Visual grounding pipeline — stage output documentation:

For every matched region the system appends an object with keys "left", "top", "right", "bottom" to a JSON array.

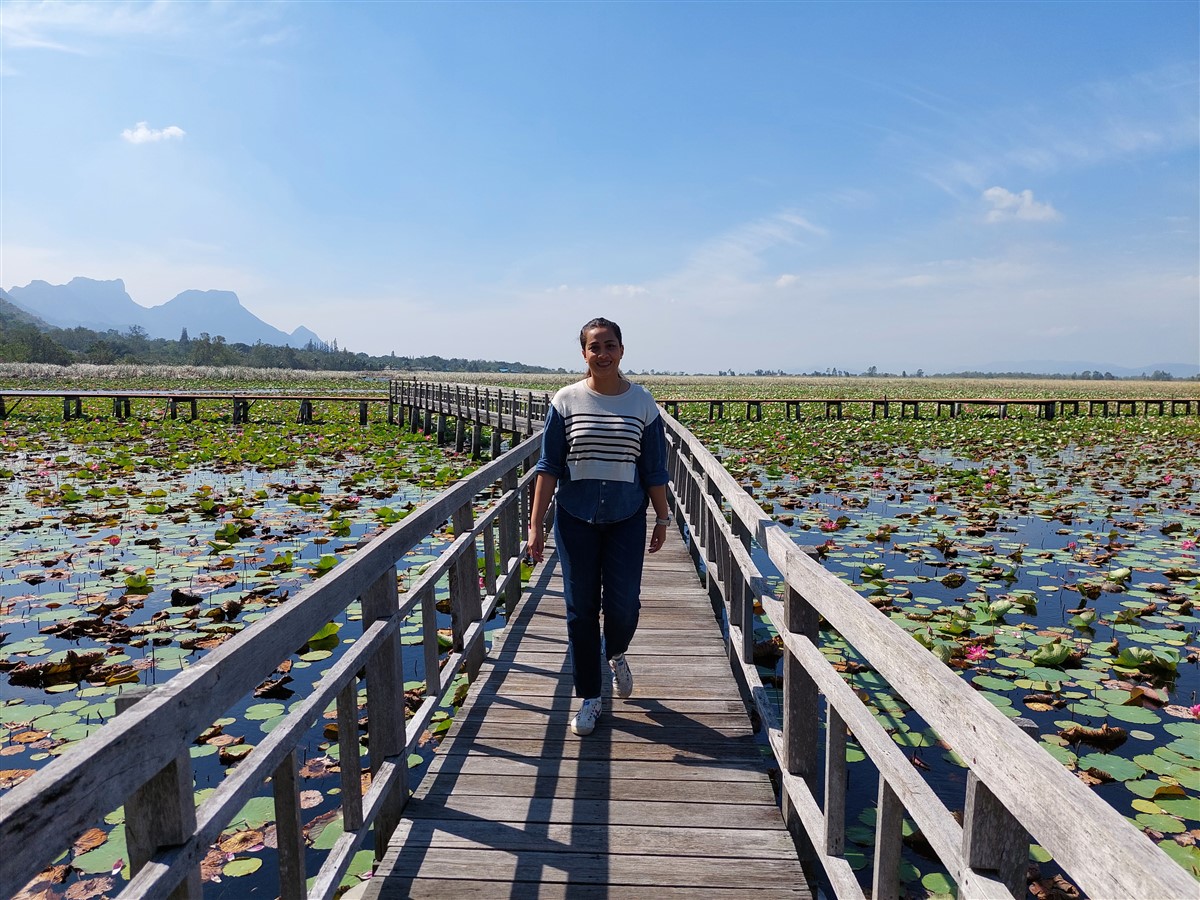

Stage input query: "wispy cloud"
[
  {"left": 911, "top": 62, "right": 1199, "bottom": 194},
  {"left": 981, "top": 187, "right": 1060, "bottom": 223},
  {"left": 0, "top": 0, "right": 288, "bottom": 56},
  {"left": 121, "top": 121, "right": 185, "bottom": 144}
]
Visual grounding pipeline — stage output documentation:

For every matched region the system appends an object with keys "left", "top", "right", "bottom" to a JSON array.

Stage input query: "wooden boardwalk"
[{"left": 365, "top": 519, "right": 812, "bottom": 898}]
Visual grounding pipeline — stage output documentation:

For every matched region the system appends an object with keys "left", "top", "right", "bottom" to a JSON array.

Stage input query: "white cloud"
[
  {"left": 121, "top": 121, "right": 186, "bottom": 144},
  {"left": 605, "top": 284, "right": 648, "bottom": 297},
  {"left": 982, "top": 187, "right": 1060, "bottom": 223},
  {"left": 775, "top": 274, "right": 798, "bottom": 287}
]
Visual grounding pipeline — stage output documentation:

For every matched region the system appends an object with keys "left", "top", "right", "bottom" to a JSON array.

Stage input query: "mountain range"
[{"left": 5, "top": 277, "right": 323, "bottom": 349}]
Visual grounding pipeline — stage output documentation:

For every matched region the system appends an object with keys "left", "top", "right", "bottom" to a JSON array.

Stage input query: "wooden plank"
[
  {"left": 366, "top": 518, "right": 810, "bottom": 899},
  {"left": 374, "top": 849, "right": 810, "bottom": 889},
  {"left": 416, "top": 774, "right": 778, "bottom": 804},
  {"left": 372, "top": 878, "right": 806, "bottom": 899},
  {"left": 388, "top": 819, "right": 799, "bottom": 856}
]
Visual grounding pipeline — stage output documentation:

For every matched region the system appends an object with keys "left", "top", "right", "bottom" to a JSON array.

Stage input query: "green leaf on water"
[
  {"left": 223, "top": 856, "right": 263, "bottom": 877},
  {"left": 1104, "top": 704, "right": 1161, "bottom": 725},
  {"left": 1134, "top": 813, "right": 1185, "bottom": 833},
  {"left": 1157, "top": 839, "right": 1200, "bottom": 878},
  {"left": 1077, "top": 752, "right": 1144, "bottom": 782},
  {"left": 921, "top": 872, "right": 955, "bottom": 895},
  {"left": 1156, "top": 797, "right": 1200, "bottom": 821}
]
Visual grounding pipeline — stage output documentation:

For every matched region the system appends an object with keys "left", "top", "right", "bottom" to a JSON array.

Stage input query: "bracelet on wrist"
[{"left": 655, "top": 515, "right": 672, "bottom": 526}]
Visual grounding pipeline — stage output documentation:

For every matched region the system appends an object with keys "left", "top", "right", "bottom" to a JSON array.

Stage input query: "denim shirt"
[{"left": 534, "top": 403, "right": 669, "bottom": 524}]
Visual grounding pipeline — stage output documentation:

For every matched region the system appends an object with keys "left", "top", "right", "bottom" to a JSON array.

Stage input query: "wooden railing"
[
  {"left": 661, "top": 409, "right": 1194, "bottom": 899},
  {"left": 389, "top": 379, "right": 550, "bottom": 453},
  {"left": 0, "top": 430, "right": 543, "bottom": 900}
]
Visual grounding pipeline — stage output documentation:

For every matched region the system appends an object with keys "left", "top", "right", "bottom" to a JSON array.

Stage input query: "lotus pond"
[
  {"left": 2, "top": 373, "right": 1198, "bottom": 898},
  {"left": 0, "top": 396, "right": 502, "bottom": 898},
  {"left": 676, "top": 407, "right": 1200, "bottom": 891}
]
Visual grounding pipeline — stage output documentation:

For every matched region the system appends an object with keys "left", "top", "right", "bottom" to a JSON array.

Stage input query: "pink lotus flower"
[
  {"left": 819, "top": 520, "right": 838, "bottom": 532},
  {"left": 1182, "top": 539, "right": 1197, "bottom": 551},
  {"left": 1163, "top": 474, "right": 1173, "bottom": 485},
  {"left": 1192, "top": 704, "right": 1200, "bottom": 719},
  {"left": 966, "top": 646, "right": 987, "bottom": 662},
  {"left": 1066, "top": 541, "right": 1077, "bottom": 550},
  {"left": 107, "top": 535, "right": 120, "bottom": 547}
]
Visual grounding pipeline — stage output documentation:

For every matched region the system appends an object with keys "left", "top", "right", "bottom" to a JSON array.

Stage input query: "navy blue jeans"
[{"left": 554, "top": 505, "right": 646, "bottom": 699}]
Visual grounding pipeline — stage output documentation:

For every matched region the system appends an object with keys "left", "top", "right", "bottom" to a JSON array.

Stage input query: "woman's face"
[{"left": 581, "top": 325, "right": 624, "bottom": 378}]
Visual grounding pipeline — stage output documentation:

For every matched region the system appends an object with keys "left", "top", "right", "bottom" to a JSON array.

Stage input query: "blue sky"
[{"left": 2, "top": 1, "right": 1197, "bottom": 373}]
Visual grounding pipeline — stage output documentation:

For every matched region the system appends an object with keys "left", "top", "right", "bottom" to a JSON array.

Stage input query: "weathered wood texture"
[
  {"left": 663, "top": 409, "right": 1197, "bottom": 900},
  {"left": 366, "top": 522, "right": 811, "bottom": 899}
]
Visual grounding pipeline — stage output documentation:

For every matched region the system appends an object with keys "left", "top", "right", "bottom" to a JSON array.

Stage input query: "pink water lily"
[
  {"left": 966, "top": 646, "right": 987, "bottom": 662},
  {"left": 1163, "top": 474, "right": 1173, "bottom": 484},
  {"left": 1192, "top": 704, "right": 1200, "bottom": 719},
  {"left": 1182, "top": 539, "right": 1197, "bottom": 551}
]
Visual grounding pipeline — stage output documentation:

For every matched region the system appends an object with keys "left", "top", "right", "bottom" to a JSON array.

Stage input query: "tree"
[{"left": 179, "top": 327, "right": 190, "bottom": 344}]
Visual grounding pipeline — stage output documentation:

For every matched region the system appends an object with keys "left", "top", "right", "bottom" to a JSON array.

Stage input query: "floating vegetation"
[
  {"left": 688, "top": 409, "right": 1200, "bottom": 884},
  {"left": 0, "top": 393, "right": 495, "bottom": 898}
]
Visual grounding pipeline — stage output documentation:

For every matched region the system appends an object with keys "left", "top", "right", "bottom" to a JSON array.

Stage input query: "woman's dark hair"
[{"left": 579, "top": 317, "right": 622, "bottom": 349}]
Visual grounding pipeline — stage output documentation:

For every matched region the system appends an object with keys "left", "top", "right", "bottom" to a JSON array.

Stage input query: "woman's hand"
[
  {"left": 649, "top": 521, "right": 667, "bottom": 554},
  {"left": 528, "top": 523, "right": 545, "bottom": 563}
]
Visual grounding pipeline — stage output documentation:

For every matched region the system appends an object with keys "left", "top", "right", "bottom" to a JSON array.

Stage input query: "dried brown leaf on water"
[
  {"left": 64, "top": 876, "right": 115, "bottom": 900},
  {"left": 218, "top": 830, "right": 264, "bottom": 854},
  {"left": 72, "top": 828, "right": 108, "bottom": 854},
  {"left": 1029, "top": 874, "right": 1081, "bottom": 900},
  {"left": 1059, "top": 723, "right": 1127, "bottom": 751},
  {"left": 12, "top": 864, "right": 69, "bottom": 900},
  {"left": 0, "top": 768, "right": 36, "bottom": 789},
  {"left": 300, "top": 755, "right": 339, "bottom": 779},
  {"left": 299, "top": 790, "right": 323, "bottom": 809},
  {"left": 199, "top": 848, "right": 227, "bottom": 883}
]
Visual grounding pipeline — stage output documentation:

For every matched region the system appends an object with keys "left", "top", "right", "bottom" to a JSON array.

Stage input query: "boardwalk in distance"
[{"left": 366, "top": 519, "right": 812, "bottom": 898}]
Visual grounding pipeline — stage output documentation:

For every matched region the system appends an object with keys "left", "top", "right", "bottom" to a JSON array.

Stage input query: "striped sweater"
[{"left": 551, "top": 380, "right": 661, "bottom": 484}]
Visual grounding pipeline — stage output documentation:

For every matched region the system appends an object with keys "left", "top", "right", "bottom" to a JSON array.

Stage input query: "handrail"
[
  {"left": 660, "top": 409, "right": 1194, "bottom": 899},
  {"left": 0, "top": 427, "right": 543, "bottom": 900}
]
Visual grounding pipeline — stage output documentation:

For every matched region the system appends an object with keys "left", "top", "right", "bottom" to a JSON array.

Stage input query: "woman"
[{"left": 527, "top": 317, "right": 671, "bottom": 736}]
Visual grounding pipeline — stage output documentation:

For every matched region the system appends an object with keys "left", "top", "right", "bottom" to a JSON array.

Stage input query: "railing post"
[
  {"left": 336, "top": 681, "right": 364, "bottom": 833},
  {"left": 872, "top": 779, "right": 904, "bottom": 900},
  {"left": 449, "top": 502, "right": 484, "bottom": 679},
  {"left": 500, "top": 468, "right": 521, "bottom": 614},
  {"left": 782, "top": 583, "right": 819, "bottom": 848},
  {"left": 271, "top": 750, "right": 306, "bottom": 900},
  {"left": 962, "top": 718, "right": 1039, "bottom": 897},
  {"left": 824, "top": 706, "right": 847, "bottom": 855},
  {"left": 115, "top": 689, "right": 202, "bottom": 900},
  {"left": 361, "top": 568, "right": 406, "bottom": 856}
]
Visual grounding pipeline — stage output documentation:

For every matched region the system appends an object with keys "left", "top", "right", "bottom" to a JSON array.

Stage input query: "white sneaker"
[
  {"left": 609, "top": 653, "right": 634, "bottom": 698},
  {"left": 571, "top": 697, "right": 602, "bottom": 735}
]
